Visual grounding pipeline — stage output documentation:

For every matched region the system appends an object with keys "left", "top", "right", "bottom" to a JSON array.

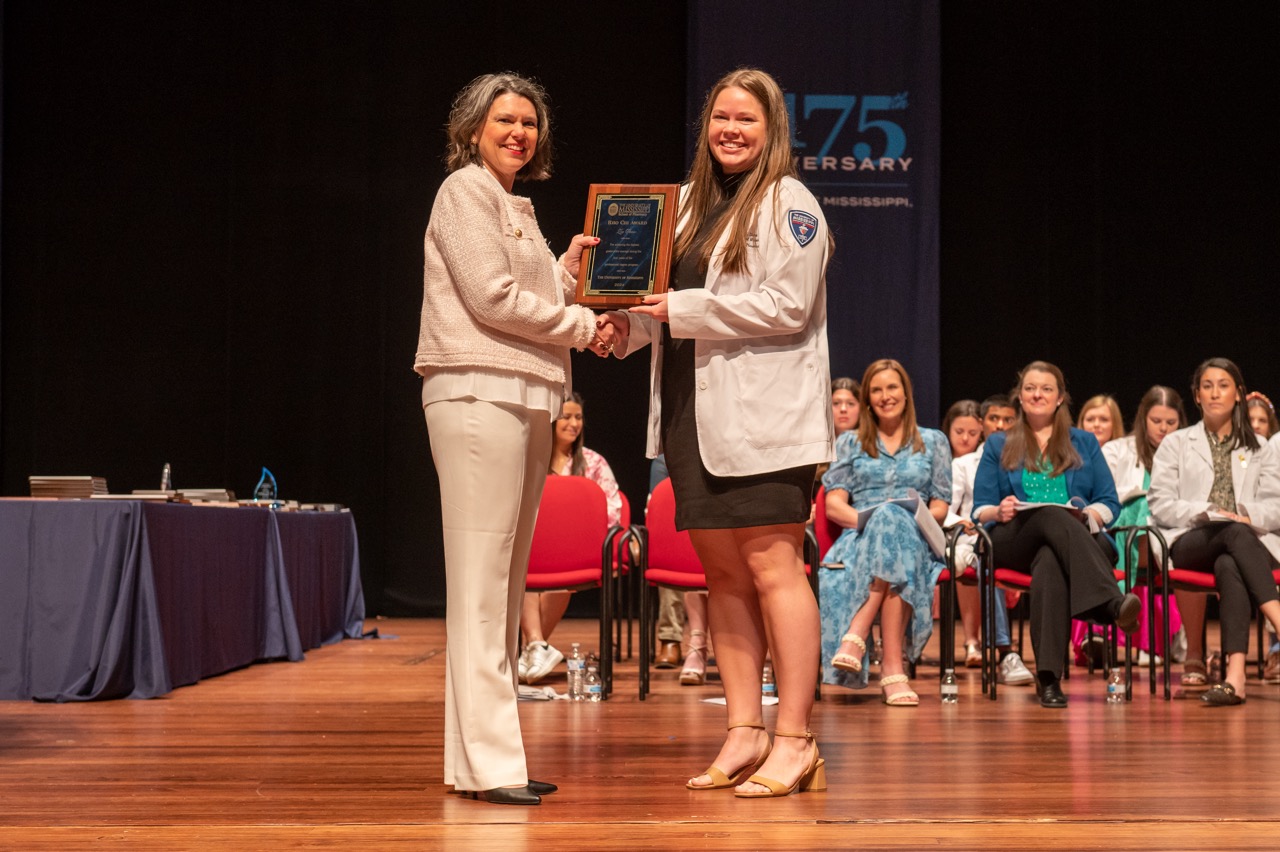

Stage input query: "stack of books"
[{"left": 28, "top": 476, "right": 108, "bottom": 499}]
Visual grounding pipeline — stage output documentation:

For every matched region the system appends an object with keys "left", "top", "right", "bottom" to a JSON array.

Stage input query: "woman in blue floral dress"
[{"left": 820, "top": 359, "right": 951, "bottom": 705}]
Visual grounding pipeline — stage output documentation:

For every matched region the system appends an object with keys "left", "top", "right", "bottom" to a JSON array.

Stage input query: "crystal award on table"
[{"left": 253, "top": 467, "right": 280, "bottom": 506}]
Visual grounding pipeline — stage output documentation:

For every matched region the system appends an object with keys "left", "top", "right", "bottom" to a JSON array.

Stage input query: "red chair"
[
  {"left": 1132, "top": 524, "right": 1280, "bottom": 692},
  {"left": 976, "top": 523, "right": 1129, "bottom": 700},
  {"left": 638, "top": 480, "right": 824, "bottom": 700},
  {"left": 610, "top": 492, "right": 637, "bottom": 662},
  {"left": 636, "top": 478, "right": 707, "bottom": 700},
  {"left": 525, "top": 475, "right": 626, "bottom": 697}
]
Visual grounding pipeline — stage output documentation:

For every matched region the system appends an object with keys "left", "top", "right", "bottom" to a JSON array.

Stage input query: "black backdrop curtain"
[{"left": 2, "top": 2, "right": 1277, "bottom": 617}]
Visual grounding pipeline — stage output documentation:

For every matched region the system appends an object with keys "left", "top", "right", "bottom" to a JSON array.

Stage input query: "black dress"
[{"left": 660, "top": 169, "right": 817, "bottom": 531}]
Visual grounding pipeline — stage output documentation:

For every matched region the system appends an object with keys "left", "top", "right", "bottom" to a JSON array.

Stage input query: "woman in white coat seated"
[
  {"left": 1148, "top": 358, "right": 1280, "bottom": 705},
  {"left": 1100, "top": 386, "right": 1186, "bottom": 665}
]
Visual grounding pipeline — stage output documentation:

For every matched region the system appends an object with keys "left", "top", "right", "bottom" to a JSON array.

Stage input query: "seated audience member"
[
  {"left": 1270, "top": 429, "right": 1280, "bottom": 682},
  {"left": 981, "top": 394, "right": 1016, "bottom": 436},
  {"left": 942, "top": 400, "right": 985, "bottom": 665},
  {"left": 973, "top": 360, "right": 1139, "bottom": 708},
  {"left": 944, "top": 398, "right": 1033, "bottom": 685},
  {"left": 519, "top": 393, "right": 623, "bottom": 684},
  {"left": 1247, "top": 392, "right": 1280, "bottom": 680},
  {"left": 1071, "top": 393, "right": 1127, "bottom": 662},
  {"left": 1148, "top": 358, "right": 1280, "bottom": 705},
  {"left": 1078, "top": 394, "right": 1126, "bottom": 448},
  {"left": 821, "top": 359, "right": 951, "bottom": 706},
  {"left": 831, "top": 377, "right": 862, "bottom": 437},
  {"left": 817, "top": 377, "right": 862, "bottom": 484},
  {"left": 1247, "top": 392, "right": 1278, "bottom": 439},
  {"left": 1098, "top": 386, "right": 1187, "bottom": 666}
]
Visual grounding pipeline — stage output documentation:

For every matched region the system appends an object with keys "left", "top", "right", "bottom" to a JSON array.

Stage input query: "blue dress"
[{"left": 819, "top": 428, "right": 952, "bottom": 688}]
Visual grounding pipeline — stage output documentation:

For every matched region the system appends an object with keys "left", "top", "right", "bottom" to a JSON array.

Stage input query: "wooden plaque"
[{"left": 574, "top": 184, "right": 679, "bottom": 309}]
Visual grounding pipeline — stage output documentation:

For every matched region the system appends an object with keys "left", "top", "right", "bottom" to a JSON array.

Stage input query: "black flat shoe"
[
  {"left": 527, "top": 779, "right": 558, "bottom": 795},
  {"left": 1201, "top": 682, "right": 1245, "bottom": 706},
  {"left": 465, "top": 786, "right": 541, "bottom": 805},
  {"left": 1037, "top": 680, "right": 1068, "bottom": 708},
  {"left": 1114, "top": 593, "right": 1142, "bottom": 634}
]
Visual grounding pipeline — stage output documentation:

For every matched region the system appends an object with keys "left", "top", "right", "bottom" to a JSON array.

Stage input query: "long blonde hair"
[
  {"left": 676, "top": 68, "right": 799, "bottom": 276},
  {"left": 1077, "top": 394, "right": 1127, "bottom": 442}
]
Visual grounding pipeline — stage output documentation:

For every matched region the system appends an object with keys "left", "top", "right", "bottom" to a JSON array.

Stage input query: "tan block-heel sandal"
[
  {"left": 831, "top": 633, "right": 866, "bottom": 673},
  {"left": 686, "top": 722, "right": 771, "bottom": 791},
  {"left": 734, "top": 730, "right": 826, "bottom": 798},
  {"left": 880, "top": 673, "right": 919, "bottom": 706}
]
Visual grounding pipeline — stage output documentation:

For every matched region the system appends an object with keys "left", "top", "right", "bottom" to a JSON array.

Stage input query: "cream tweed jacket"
[{"left": 415, "top": 164, "right": 595, "bottom": 385}]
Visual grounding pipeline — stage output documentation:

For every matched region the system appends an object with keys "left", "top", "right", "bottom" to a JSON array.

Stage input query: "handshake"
[{"left": 585, "top": 294, "right": 668, "bottom": 358}]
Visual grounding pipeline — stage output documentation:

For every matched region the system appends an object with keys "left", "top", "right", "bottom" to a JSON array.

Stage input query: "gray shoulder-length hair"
[{"left": 444, "top": 72, "right": 554, "bottom": 181}]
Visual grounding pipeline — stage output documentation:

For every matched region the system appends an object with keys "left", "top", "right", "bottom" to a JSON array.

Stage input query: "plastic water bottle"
[
  {"left": 941, "top": 668, "right": 959, "bottom": 704},
  {"left": 1106, "top": 668, "right": 1123, "bottom": 704},
  {"left": 567, "top": 643, "right": 585, "bottom": 701},
  {"left": 761, "top": 663, "right": 777, "bottom": 700},
  {"left": 583, "top": 662, "right": 603, "bottom": 702}
]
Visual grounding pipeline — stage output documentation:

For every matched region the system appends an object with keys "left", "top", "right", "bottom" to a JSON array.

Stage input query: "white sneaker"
[
  {"left": 998, "top": 652, "right": 1035, "bottom": 686},
  {"left": 523, "top": 642, "right": 563, "bottom": 684},
  {"left": 1135, "top": 650, "right": 1163, "bottom": 667},
  {"left": 1171, "top": 627, "right": 1188, "bottom": 663}
]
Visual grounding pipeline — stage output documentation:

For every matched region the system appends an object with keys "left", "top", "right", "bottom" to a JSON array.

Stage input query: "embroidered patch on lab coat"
[{"left": 788, "top": 210, "right": 818, "bottom": 247}]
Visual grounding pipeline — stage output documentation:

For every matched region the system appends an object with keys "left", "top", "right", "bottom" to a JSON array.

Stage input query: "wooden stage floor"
[{"left": 2, "top": 617, "right": 1278, "bottom": 850}]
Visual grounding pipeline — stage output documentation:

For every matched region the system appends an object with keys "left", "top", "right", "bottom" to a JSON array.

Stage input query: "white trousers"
[{"left": 425, "top": 398, "right": 551, "bottom": 790}]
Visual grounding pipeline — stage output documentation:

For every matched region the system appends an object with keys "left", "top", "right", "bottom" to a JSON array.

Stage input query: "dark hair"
[
  {"left": 832, "top": 376, "right": 860, "bottom": 396},
  {"left": 444, "top": 72, "right": 554, "bottom": 180},
  {"left": 1191, "top": 358, "right": 1259, "bottom": 451},
  {"left": 1247, "top": 396, "right": 1279, "bottom": 440},
  {"left": 554, "top": 391, "right": 586, "bottom": 476},
  {"left": 1001, "top": 360, "right": 1082, "bottom": 474},
  {"left": 943, "top": 400, "right": 983, "bottom": 441},
  {"left": 1132, "top": 385, "right": 1187, "bottom": 472},
  {"left": 980, "top": 395, "right": 1012, "bottom": 418},
  {"left": 856, "top": 359, "right": 925, "bottom": 458}
]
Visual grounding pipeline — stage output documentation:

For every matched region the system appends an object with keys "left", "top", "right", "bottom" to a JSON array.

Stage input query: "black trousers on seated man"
[
  {"left": 989, "top": 507, "right": 1123, "bottom": 679},
  {"left": 1171, "top": 522, "right": 1279, "bottom": 655}
]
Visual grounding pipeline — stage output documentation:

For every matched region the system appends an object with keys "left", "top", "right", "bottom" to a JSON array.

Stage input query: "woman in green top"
[{"left": 973, "top": 361, "right": 1140, "bottom": 708}]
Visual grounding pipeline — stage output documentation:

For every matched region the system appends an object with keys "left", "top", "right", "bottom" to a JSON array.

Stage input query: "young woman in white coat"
[
  {"left": 603, "top": 68, "right": 832, "bottom": 797},
  {"left": 1148, "top": 358, "right": 1280, "bottom": 705},
  {"left": 1099, "top": 385, "right": 1186, "bottom": 664}
]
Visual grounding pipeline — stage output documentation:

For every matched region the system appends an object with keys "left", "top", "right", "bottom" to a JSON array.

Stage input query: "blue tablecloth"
[{"left": 0, "top": 500, "right": 364, "bottom": 701}]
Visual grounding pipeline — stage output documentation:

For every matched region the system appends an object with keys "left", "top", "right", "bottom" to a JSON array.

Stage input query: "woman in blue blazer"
[{"left": 973, "top": 361, "right": 1139, "bottom": 707}]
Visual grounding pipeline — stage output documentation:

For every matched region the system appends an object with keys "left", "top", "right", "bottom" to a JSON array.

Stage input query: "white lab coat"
[
  {"left": 1147, "top": 422, "right": 1280, "bottom": 563},
  {"left": 621, "top": 177, "right": 833, "bottom": 477},
  {"left": 1102, "top": 435, "right": 1147, "bottom": 503}
]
